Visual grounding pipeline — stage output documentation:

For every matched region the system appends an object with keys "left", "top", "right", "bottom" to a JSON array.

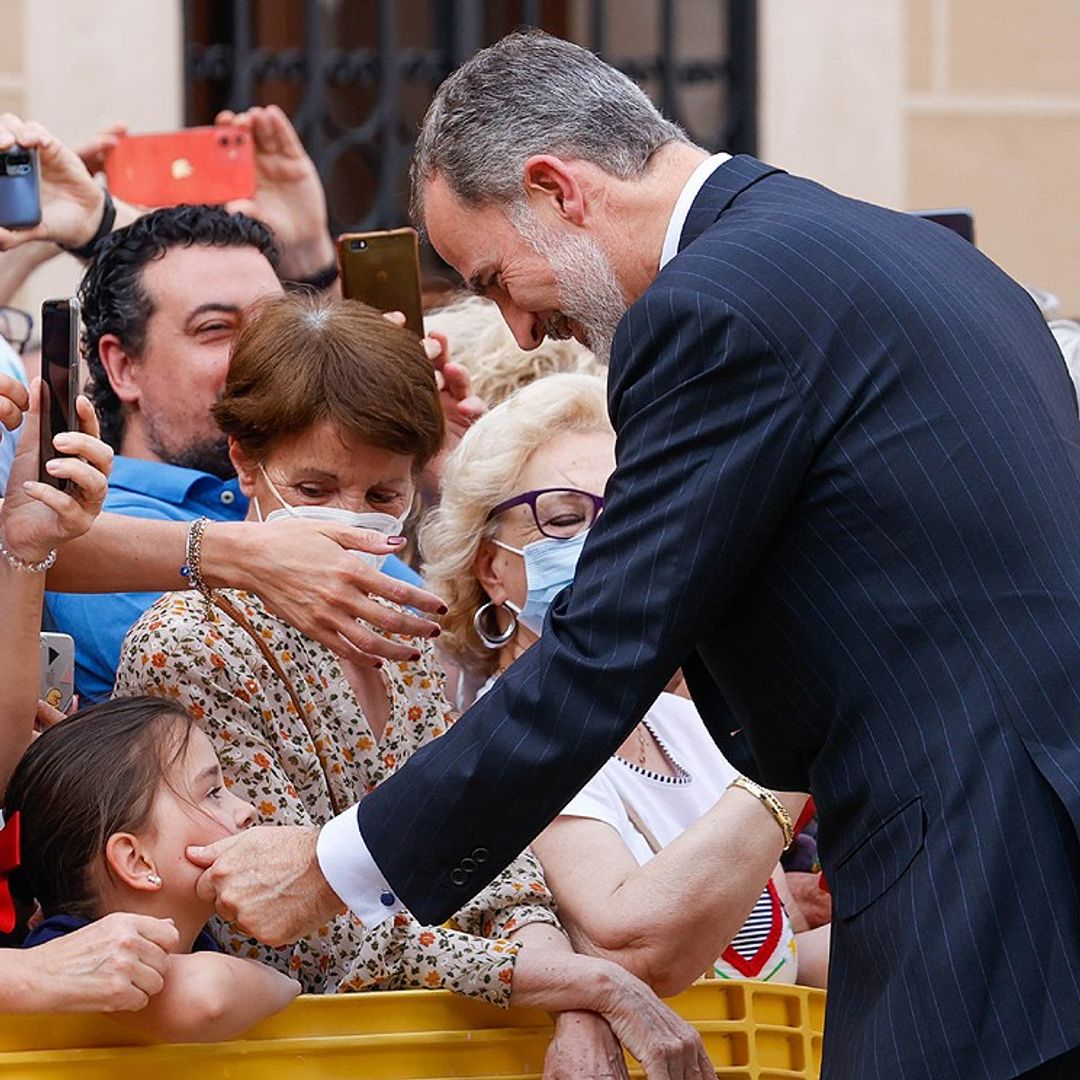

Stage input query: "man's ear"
[
  {"left": 229, "top": 437, "right": 259, "bottom": 499},
  {"left": 104, "top": 833, "right": 160, "bottom": 893},
  {"left": 521, "top": 155, "right": 587, "bottom": 227},
  {"left": 474, "top": 537, "right": 508, "bottom": 606},
  {"left": 96, "top": 334, "right": 142, "bottom": 406}
]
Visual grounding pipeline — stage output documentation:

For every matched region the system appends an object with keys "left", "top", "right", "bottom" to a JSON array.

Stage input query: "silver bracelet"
[
  {"left": 182, "top": 516, "right": 213, "bottom": 598},
  {"left": 0, "top": 529, "right": 57, "bottom": 574}
]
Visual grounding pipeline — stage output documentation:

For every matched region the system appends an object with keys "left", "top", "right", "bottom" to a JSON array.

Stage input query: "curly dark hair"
[{"left": 79, "top": 205, "right": 280, "bottom": 450}]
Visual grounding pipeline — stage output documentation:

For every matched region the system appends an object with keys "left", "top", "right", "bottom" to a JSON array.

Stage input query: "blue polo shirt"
[
  {"left": 46, "top": 456, "right": 423, "bottom": 703},
  {"left": 0, "top": 340, "right": 28, "bottom": 494}
]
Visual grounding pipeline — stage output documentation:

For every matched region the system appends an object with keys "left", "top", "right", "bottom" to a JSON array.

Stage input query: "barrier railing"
[{"left": 0, "top": 979, "right": 824, "bottom": 1079}]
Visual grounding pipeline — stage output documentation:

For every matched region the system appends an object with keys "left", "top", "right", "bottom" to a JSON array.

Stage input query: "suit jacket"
[{"left": 359, "top": 156, "right": 1080, "bottom": 1078}]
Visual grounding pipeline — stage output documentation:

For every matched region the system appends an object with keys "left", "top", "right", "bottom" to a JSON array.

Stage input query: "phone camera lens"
[
  {"left": 218, "top": 135, "right": 228, "bottom": 146},
  {"left": 350, "top": 239, "right": 367, "bottom": 251}
]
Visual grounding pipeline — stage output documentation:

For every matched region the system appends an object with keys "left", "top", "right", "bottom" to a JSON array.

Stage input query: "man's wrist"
[
  {"left": 61, "top": 186, "right": 114, "bottom": 259},
  {"left": 277, "top": 231, "right": 336, "bottom": 284}
]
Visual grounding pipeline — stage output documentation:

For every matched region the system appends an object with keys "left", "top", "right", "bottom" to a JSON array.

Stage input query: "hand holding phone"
[
  {"left": 39, "top": 298, "right": 80, "bottom": 489},
  {"left": 337, "top": 228, "right": 424, "bottom": 337},
  {"left": 105, "top": 127, "right": 256, "bottom": 207},
  {"left": 0, "top": 145, "right": 41, "bottom": 229}
]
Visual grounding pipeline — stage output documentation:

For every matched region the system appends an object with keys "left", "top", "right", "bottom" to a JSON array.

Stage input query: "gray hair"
[{"left": 410, "top": 29, "right": 691, "bottom": 227}]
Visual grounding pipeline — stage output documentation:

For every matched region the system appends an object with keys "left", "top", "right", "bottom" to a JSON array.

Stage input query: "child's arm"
[{"left": 109, "top": 952, "right": 299, "bottom": 1043}]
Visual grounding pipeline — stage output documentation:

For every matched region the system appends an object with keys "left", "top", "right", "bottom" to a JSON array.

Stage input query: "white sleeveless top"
[{"left": 478, "top": 680, "right": 797, "bottom": 983}]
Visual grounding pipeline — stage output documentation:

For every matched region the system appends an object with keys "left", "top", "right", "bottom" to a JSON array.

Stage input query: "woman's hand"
[
  {"left": 591, "top": 964, "right": 714, "bottom": 1080},
  {"left": 544, "top": 1011, "right": 630, "bottom": 1079},
  {"left": 1, "top": 383, "right": 112, "bottom": 562},
  {"left": 200, "top": 516, "right": 447, "bottom": 666},
  {"left": 0, "top": 371, "right": 29, "bottom": 436},
  {"left": 11, "top": 912, "right": 179, "bottom": 1013}
]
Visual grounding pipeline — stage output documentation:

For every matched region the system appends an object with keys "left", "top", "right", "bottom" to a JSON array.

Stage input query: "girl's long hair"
[{"left": 3, "top": 696, "right": 195, "bottom": 920}]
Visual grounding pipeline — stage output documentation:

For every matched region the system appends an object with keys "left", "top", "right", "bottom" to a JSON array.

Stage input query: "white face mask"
[{"left": 255, "top": 464, "right": 403, "bottom": 570}]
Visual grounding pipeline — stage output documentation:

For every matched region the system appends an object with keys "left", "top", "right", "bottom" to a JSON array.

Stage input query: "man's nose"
[{"left": 499, "top": 302, "right": 544, "bottom": 352}]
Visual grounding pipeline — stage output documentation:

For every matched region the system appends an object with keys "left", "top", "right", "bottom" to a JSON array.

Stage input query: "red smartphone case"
[{"left": 105, "top": 127, "right": 256, "bottom": 207}]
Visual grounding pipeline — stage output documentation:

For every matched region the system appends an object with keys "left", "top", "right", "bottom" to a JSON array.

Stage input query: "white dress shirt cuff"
[{"left": 316, "top": 803, "right": 403, "bottom": 928}]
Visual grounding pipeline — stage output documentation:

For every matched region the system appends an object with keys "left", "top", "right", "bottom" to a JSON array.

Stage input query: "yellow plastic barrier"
[{"left": 0, "top": 980, "right": 824, "bottom": 1079}]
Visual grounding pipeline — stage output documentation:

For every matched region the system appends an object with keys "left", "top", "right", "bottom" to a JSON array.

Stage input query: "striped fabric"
[{"left": 360, "top": 156, "right": 1080, "bottom": 1078}]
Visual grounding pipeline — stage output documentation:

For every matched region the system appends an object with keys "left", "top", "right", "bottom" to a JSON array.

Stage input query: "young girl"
[{"left": 4, "top": 696, "right": 299, "bottom": 1041}]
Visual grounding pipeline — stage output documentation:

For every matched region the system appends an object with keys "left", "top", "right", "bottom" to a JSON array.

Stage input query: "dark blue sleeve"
[{"left": 357, "top": 287, "right": 816, "bottom": 924}]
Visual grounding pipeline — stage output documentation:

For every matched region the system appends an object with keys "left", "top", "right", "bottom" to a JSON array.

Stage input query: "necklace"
[{"left": 636, "top": 724, "right": 647, "bottom": 766}]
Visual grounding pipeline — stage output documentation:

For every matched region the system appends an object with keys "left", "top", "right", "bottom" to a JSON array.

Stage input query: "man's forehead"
[
  {"left": 423, "top": 175, "right": 504, "bottom": 280},
  {"left": 141, "top": 243, "right": 282, "bottom": 306}
]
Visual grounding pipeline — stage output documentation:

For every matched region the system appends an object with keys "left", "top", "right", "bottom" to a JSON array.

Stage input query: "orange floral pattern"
[{"left": 115, "top": 589, "right": 558, "bottom": 1006}]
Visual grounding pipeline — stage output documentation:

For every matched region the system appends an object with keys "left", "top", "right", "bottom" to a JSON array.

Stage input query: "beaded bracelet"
[
  {"left": 729, "top": 775, "right": 796, "bottom": 851},
  {"left": 0, "top": 530, "right": 57, "bottom": 574},
  {"left": 181, "top": 516, "right": 213, "bottom": 599}
]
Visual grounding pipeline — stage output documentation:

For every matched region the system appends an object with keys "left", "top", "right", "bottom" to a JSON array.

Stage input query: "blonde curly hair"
[
  {"left": 420, "top": 373, "right": 612, "bottom": 678},
  {"left": 424, "top": 294, "right": 606, "bottom": 407}
]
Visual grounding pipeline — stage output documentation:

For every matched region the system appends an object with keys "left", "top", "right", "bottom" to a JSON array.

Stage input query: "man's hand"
[
  {"left": 0, "top": 113, "right": 104, "bottom": 251},
  {"left": 216, "top": 104, "right": 335, "bottom": 282},
  {"left": 188, "top": 825, "right": 345, "bottom": 946},
  {"left": 200, "top": 516, "right": 447, "bottom": 668},
  {"left": 74, "top": 122, "right": 127, "bottom": 177},
  {"left": 544, "top": 1011, "right": 630, "bottom": 1079},
  {"left": 23, "top": 912, "right": 179, "bottom": 1013}
]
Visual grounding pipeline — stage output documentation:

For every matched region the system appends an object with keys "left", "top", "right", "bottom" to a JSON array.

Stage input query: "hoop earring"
[{"left": 473, "top": 601, "right": 518, "bottom": 649}]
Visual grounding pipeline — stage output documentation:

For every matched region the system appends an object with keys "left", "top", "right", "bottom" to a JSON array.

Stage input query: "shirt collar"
[
  {"left": 659, "top": 151, "right": 733, "bottom": 270},
  {"left": 108, "top": 455, "right": 240, "bottom": 506}
]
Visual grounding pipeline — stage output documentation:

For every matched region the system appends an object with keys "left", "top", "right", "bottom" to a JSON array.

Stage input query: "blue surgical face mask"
[
  {"left": 494, "top": 528, "right": 590, "bottom": 634},
  {"left": 255, "top": 464, "right": 403, "bottom": 570}
]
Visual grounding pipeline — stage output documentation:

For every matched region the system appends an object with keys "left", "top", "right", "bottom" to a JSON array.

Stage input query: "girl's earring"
[{"left": 147, "top": 873, "right": 163, "bottom": 888}]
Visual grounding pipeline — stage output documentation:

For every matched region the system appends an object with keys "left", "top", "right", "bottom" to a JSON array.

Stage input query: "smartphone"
[
  {"left": 105, "top": 127, "right": 255, "bottom": 207},
  {"left": 39, "top": 633, "right": 75, "bottom": 714},
  {"left": 911, "top": 208, "right": 975, "bottom": 245},
  {"left": 338, "top": 228, "right": 424, "bottom": 337},
  {"left": 0, "top": 145, "right": 41, "bottom": 229},
  {"left": 39, "top": 298, "right": 80, "bottom": 489}
]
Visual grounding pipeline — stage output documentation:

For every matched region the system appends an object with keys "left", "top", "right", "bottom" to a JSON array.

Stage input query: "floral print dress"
[{"left": 114, "top": 589, "right": 559, "bottom": 1005}]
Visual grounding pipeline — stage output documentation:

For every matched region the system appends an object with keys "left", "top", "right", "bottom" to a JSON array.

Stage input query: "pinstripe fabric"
[{"left": 359, "top": 157, "right": 1080, "bottom": 1078}]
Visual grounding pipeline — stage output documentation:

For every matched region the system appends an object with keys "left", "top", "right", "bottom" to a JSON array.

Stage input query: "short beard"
[
  {"left": 512, "top": 205, "right": 627, "bottom": 366},
  {"left": 146, "top": 421, "right": 235, "bottom": 480}
]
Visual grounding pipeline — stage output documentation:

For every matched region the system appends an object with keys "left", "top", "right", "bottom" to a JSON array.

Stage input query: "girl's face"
[
  {"left": 144, "top": 726, "right": 255, "bottom": 904},
  {"left": 100, "top": 723, "right": 255, "bottom": 946}
]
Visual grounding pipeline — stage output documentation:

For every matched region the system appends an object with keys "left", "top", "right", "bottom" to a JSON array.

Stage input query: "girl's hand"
[{"left": 1, "top": 381, "right": 112, "bottom": 562}]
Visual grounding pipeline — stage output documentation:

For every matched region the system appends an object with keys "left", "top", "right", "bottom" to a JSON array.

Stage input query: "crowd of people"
[
  {"left": 1, "top": 29, "right": 1078, "bottom": 1080},
  {"left": 0, "top": 74, "right": 822, "bottom": 1077}
]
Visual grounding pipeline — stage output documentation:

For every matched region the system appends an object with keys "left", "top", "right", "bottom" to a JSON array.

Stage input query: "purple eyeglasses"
[{"left": 486, "top": 487, "right": 605, "bottom": 540}]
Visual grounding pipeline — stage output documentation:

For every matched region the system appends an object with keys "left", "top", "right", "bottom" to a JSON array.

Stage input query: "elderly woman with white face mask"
[
  {"left": 421, "top": 373, "right": 830, "bottom": 995},
  {"left": 114, "top": 295, "right": 711, "bottom": 1078}
]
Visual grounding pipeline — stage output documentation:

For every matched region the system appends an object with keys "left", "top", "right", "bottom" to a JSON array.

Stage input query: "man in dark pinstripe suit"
[{"left": 193, "top": 31, "right": 1080, "bottom": 1080}]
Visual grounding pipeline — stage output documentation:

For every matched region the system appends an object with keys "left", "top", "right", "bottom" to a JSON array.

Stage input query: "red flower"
[{"left": 150, "top": 652, "right": 167, "bottom": 668}]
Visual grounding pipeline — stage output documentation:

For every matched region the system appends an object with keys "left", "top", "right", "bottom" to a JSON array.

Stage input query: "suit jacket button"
[
  {"left": 450, "top": 868, "right": 468, "bottom": 886},
  {"left": 460, "top": 857, "right": 477, "bottom": 873},
  {"left": 472, "top": 847, "right": 489, "bottom": 863}
]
